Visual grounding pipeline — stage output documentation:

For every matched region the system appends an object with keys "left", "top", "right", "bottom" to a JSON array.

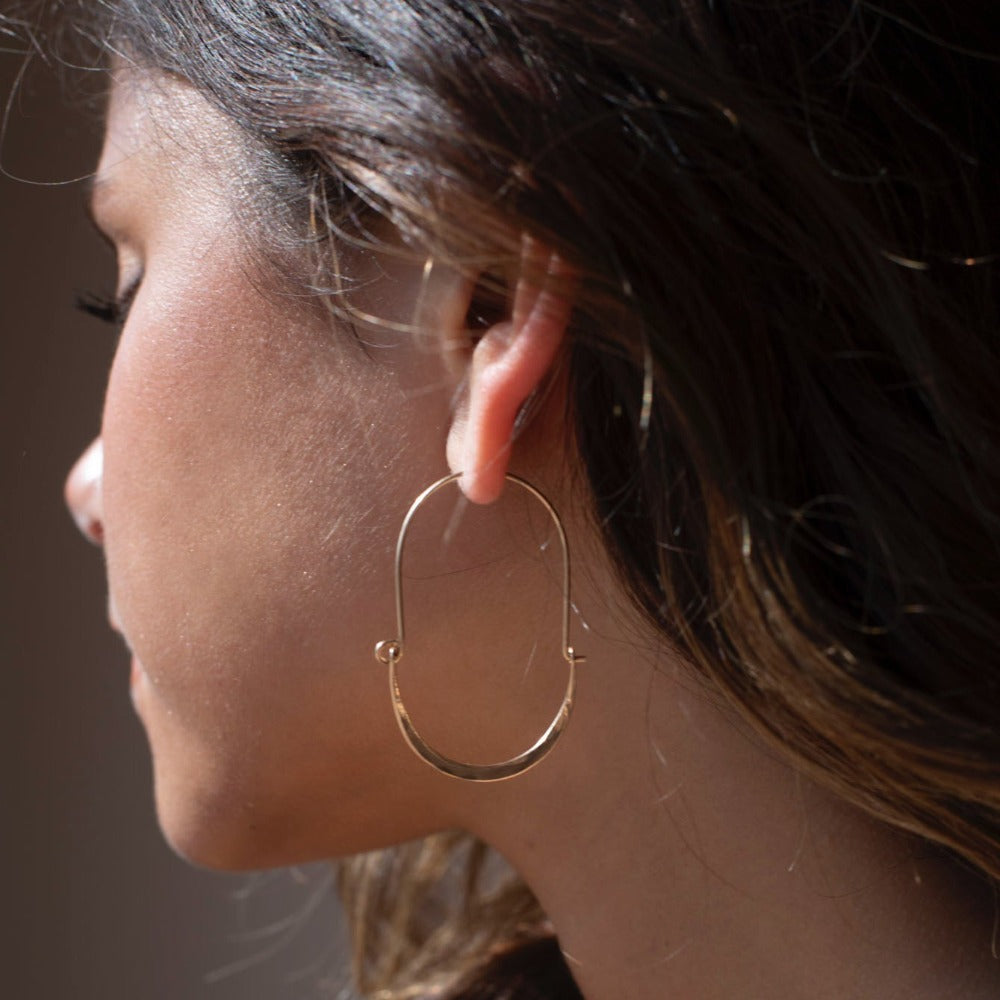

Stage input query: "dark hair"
[{"left": 76, "top": 1, "right": 999, "bottom": 996}]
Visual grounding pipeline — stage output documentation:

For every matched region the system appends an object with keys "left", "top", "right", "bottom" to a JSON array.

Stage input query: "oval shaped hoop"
[{"left": 374, "top": 472, "right": 583, "bottom": 782}]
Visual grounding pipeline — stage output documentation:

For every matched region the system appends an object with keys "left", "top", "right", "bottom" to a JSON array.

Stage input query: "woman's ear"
[{"left": 447, "top": 238, "right": 575, "bottom": 504}]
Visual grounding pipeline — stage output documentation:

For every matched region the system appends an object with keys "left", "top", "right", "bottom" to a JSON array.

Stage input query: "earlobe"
[{"left": 447, "top": 239, "right": 575, "bottom": 504}]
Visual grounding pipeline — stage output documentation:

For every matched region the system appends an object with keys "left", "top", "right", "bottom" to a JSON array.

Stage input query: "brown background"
[{"left": 0, "top": 10, "right": 345, "bottom": 998}]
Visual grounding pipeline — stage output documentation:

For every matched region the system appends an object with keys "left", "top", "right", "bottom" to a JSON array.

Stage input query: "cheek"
[
  {"left": 103, "top": 285, "right": 402, "bottom": 648},
  {"left": 99, "top": 283, "right": 450, "bottom": 862}
]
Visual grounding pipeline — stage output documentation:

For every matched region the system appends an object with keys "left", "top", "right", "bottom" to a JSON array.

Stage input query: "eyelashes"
[
  {"left": 76, "top": 292, "right": 125, "bottom": 325},
  {"left": 75, "top": 278, "right": 141, "bottom": 328}
]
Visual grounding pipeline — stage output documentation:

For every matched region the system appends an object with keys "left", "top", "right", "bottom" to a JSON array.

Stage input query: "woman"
[{"left": 63, "top": 1, "right": 1000, "bottom": 997}]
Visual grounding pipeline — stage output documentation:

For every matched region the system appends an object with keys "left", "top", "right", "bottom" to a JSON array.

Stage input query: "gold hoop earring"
[{"left": 374, "top": 472, "right": 584, "bottom": 782}]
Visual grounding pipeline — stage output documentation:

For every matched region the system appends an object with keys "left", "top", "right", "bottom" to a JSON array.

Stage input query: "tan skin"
[{"left": 66, "top": 71, "right": 1000, "bottom": 1000}]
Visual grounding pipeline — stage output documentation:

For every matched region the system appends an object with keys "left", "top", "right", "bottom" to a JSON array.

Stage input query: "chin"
[
  {"left": 149, "top": 766, "right": 400, "bottom": 872},
  {"left": 155, "top": 796, "right": 268, "bottom": 872},
  {"left": 142, "top": 713, "right": 447, "bottom": 869},
  {"left": 148, "top": 759, "right": 299, "bottom": 872}
]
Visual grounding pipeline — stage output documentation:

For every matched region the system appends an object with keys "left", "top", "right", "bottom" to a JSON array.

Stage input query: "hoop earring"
[{"left": 374, "top": 472, "right": 584, "bottom": 782}]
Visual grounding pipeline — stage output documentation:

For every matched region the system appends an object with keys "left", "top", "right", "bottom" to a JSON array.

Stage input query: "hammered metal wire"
[{"left": 374, "top": 472, "right": 583, "bottom": 782}]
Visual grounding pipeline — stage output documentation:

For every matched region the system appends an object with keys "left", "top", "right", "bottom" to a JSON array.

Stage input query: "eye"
[{"left": 75, "top": 277, "right": 141, "bottom": 329}]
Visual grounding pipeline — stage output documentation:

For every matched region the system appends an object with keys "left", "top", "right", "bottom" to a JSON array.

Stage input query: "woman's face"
[
  {"left": 65, "top": 71, "right": 573, "bottom": 870},
  {"left": 64, "top": 72, "right": 464, "bottom": 868}
]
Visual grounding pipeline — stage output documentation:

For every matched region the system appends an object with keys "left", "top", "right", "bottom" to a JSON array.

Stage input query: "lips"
[
  {"left": 129, "top": 657, "right": 148, "bottom": 716},
  {"left": 108, "top": 593, "right": 123, "bottom": 634}
]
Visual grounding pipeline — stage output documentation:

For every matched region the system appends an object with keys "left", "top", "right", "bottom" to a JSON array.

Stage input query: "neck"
[{"left": 459, "top": 607, "right": 1000, "bottom": 1000}]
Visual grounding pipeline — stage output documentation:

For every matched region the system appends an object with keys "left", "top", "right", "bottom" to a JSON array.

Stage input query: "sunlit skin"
[{"left": 66, "top": 71, "right": 1000, "bottom": 1000}]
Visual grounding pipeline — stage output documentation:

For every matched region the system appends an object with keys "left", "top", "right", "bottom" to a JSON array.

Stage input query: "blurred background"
[{"left": 0, "top": 6, "right": 345, "bottom": 997}]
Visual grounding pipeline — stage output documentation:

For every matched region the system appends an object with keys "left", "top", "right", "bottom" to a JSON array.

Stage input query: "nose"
[{"left": 65, "top": 438, "right": 105, "bottom": 545}]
